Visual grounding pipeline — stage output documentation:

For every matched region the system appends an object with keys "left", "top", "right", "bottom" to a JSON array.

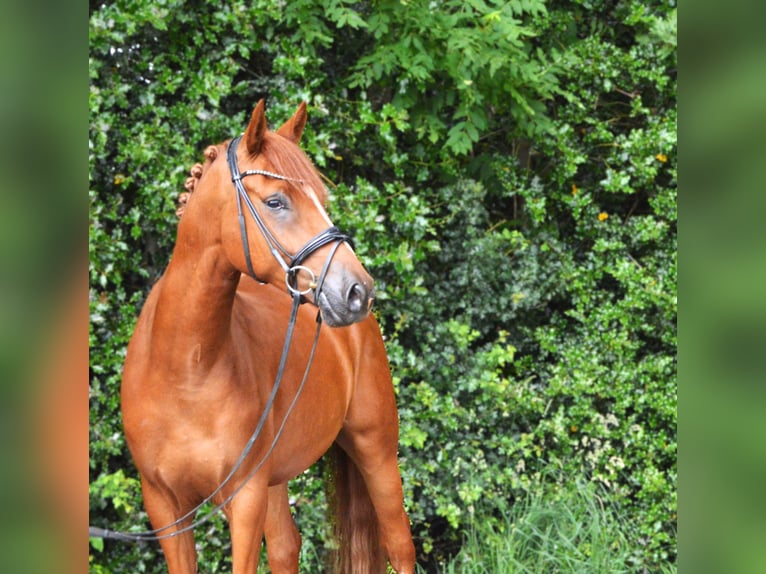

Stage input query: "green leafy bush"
[
  {"left": 434, "top": 478, "right": 675, "bottom": 574},
  {"left": 90, "top": 1, "right": 676, "bottom": 572}
]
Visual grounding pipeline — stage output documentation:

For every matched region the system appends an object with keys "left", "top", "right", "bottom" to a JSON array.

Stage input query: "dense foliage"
[{"left": 89, "top": 0, "right": 676, "bottom": 571}]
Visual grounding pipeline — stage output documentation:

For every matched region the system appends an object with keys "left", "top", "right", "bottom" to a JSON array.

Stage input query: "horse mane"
[
  {"left": 177, "top": 132, "right": 327, "bottom": 220},
  {"left": 176, "top": 145, "right": 219, "bottom": 219}
]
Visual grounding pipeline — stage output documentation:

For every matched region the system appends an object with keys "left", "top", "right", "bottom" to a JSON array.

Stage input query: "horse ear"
[
  {"left": 276, "top": 101, "right": 307, "bottom": 144},
  {"left": 244, "top": 99, "right": 268, "bottom": 156}
]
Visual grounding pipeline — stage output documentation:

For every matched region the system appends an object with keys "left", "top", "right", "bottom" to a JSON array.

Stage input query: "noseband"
[{"left": 226, "top": 135, "right": 352, "bottom": 298}]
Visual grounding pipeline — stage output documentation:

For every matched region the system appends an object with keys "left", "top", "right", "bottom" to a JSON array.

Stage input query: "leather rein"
[{"left": 90, "top": 136, "right": 353, "bottom": 542}]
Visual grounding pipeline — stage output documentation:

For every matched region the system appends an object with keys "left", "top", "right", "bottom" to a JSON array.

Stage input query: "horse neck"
[{"left": 152, "top": 221, "right": 241, "bottom": 374}]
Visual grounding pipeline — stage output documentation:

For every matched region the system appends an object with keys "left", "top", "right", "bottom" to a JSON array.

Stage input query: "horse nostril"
[{"left": 346, "top": 283, "right": 366, "bottom": 314}]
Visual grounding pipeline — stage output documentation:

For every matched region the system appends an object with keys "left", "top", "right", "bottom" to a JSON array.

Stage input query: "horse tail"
[{"left": 328, "top": 445, "right": 387, "bottom": 573}]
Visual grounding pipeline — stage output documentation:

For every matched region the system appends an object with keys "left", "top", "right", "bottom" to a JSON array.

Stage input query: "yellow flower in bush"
[
  {"left": 598, "top": 212, "right": 609, "bottom": 221},
  {"left": 655, "top": 153, "right": 668, "bottom": 163}
]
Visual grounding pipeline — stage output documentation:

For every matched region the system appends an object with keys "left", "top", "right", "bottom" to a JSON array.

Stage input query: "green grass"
[{"left": 427, "top": 480, "right": 676, "bottom": 574}]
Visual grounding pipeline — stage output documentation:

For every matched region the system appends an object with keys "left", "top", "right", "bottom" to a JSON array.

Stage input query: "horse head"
[{"left": 182, "top": 100, "right": 374, "bottom": 327}]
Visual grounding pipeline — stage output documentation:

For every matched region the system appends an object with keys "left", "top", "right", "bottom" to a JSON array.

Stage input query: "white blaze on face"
[{"left": 306, "top": 187, "right": 356, "bottom": 255}]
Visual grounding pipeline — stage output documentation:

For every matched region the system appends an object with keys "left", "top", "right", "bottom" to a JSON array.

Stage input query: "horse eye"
[{"left": 264, "top": 196, "right": 286, "bottom": 211}]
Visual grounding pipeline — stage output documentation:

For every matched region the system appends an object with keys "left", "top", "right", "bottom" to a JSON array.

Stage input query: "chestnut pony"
[{"left": 120, "top": 101, "right": 415, "bottom": 573}]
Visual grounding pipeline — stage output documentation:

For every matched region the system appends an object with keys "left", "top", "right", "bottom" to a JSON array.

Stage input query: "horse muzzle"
[{"left": 316, "top": 275, "right": 375, "bottom": 327}]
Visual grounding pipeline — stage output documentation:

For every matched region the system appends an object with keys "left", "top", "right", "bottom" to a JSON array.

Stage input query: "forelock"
[{"left": 258, "top": 132, "right": 328, "bottom": 203}]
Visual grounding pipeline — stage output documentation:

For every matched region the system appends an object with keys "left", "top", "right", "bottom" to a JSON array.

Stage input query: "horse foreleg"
[
  {"left": 337, "top": 430, "right": 416, "bottom": 574},
  {"left": 140, "top": 478, "right": 198, "bottom": 574},
  {"left": 226, "top": 478, "right": 270, "bottom": 574},
  {"left": 264, "top": 483, "right": 301, "bottom": 574}
]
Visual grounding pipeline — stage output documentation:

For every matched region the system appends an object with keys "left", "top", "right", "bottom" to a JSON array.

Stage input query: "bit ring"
[{"left": 285, "top": 265, "right": 317, "bottom": 296}]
